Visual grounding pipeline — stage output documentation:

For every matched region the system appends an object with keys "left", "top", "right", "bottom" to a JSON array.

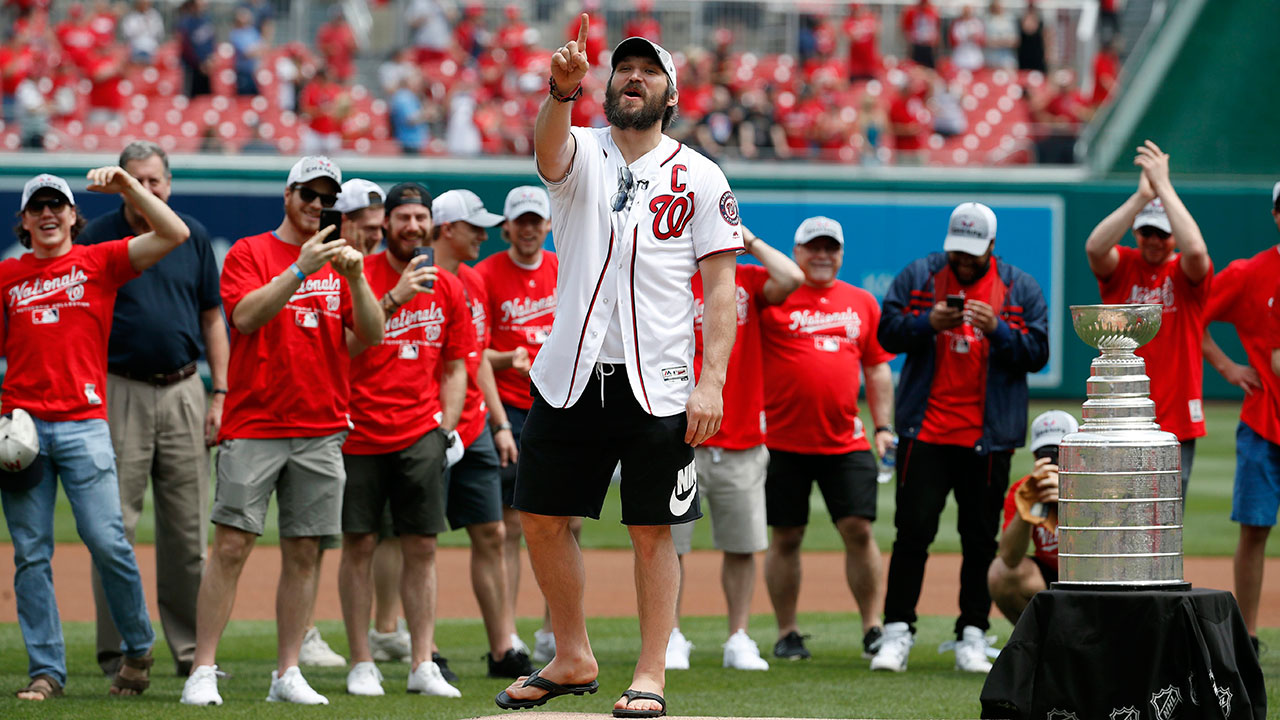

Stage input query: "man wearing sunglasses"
[
  {"left": 1, "top": 168, "right": 190, "bottom": 701},
  {"left": 496, "top": 14, "right": 742, "bottom": 719},
  {"left": 181, "top": 156, "right": 384, "bottom": 706},
  {"left": 1085, "top": 139, "right": 1212, "bottom": 503}
]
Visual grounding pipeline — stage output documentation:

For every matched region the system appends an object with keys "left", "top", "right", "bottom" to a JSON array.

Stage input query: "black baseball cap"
[{"left": 385, "top": 182, "right": 433, "bottom": 214}]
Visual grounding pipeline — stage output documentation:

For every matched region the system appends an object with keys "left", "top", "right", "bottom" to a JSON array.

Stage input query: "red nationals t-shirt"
[
  {"left": 0, "top": 240, "right": 138, "bottom": 421},
  {"left": 344, "top": 252, "right": 475, "bottom": 455},
  {"left": 456, "top": 263, "right": 490, "bottom": 448},
  {"left": 1002, "top": 476, "right": 1059, "bottom": 572},
  {"left": 1206, "top": 247, "right": 1280, "bottom": 445},
  {"left": 474, "top": 250, "right": 559, "bottom": 410},
  {"left": 219, "top": 231, "right": 355, "bottom": 440},
  {"left": 918, "top": 261, "right": 999, "bottom": 447},
  {"left": 760, "top": 280, "right": 894, "bottom": 455},
  {"left": 693, "top": 265, "right": 769, "bottom": 451},
  {"left": 1096, "top": 246, "right": 1211, "bottom": 441}
]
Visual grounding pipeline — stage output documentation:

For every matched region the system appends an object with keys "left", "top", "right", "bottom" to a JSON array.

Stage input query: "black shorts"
[
  {"left": 765, "top": 449, "right": 878, "bottom": 526},
  {"left": 513, "top": 364, "right": 700, "bottom": 526},
  {"left": 341, "top": 428, "right": 449, "bottom": 536},
  {"left": 446, "top": 425, "right": 503, "bottom": 530},
  {"left": 1033, "top": 555, "right": 1058, "bottom": 586},
  {"left": 499, "top": 402, "right": 530, "bottom": 507}
]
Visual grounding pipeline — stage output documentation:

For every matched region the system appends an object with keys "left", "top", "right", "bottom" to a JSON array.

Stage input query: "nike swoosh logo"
[{"left": 668, "top": 476, "right": 697, "bottom": 516}]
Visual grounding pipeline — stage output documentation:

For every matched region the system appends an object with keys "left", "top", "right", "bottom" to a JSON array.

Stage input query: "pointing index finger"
[{"left": 577, "top": 13, "right": 589, "bottom": 54}]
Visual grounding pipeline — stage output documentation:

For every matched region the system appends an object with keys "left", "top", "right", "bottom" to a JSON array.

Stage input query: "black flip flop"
[
  {"left": 494, "top": 667, "right": 600, "bottom": 710},
  {"left": 613, "top": 689, "right": 667, "bottom": 718}
]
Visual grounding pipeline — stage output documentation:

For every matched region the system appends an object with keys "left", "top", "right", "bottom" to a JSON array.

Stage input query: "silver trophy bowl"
[{"left": 1056, "top": 304, "right": 1186, "bottom": 589}]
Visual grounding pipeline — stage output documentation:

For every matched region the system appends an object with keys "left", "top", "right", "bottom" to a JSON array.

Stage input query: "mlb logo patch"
[
  {"left": 527, "top": 329, "right": 550, "bottom": 344},
  {"left": 32, "top": 308, "right": 59, "bottom": 324},
  {"left": 398, "top": 344, "right": 420, "bottom": 360},
  {"left": 814, "top": 337, "right": 840, "bottom": 352},
  {"left": 661, "top": 365, "right": 689, "bottom": 383},
  {"left": 295, "top": 310, "right": 320, "bottom": 328}
]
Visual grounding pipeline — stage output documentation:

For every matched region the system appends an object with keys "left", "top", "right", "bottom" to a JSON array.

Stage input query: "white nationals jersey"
[{"left": 532, "top": 127, "right": 743, "bottom": 417}]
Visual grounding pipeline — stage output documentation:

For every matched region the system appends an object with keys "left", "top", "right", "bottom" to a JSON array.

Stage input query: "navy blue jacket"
[{"left": 877, "top": 252, "right": 1049, "bottom": 454}]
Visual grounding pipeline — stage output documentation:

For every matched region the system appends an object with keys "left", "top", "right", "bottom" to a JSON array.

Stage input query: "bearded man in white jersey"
[{"left": 495, "top": 15, "right": 742, "bottom": 719}]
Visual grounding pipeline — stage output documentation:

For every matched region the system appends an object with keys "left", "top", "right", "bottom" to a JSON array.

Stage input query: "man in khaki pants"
[{"left": 80, "top": 141, "right": 229, "bottom": 677}]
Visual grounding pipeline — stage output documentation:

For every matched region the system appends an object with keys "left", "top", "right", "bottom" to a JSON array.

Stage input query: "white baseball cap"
[
  {"left": 943, "top": 202, "right": 997, "bottom": 256},
  {"left": 612, "top": 37, "right": 678, "bottom": 91},
  {"left": 286, "top": 155, "right": 341, "bottom": 189},
  {"left": 503, "top": 186, "right": 551, "bottom": 221},
  {"left": 0, "top": 409, "right": 43, "bottom": 492},
  {"left": 335, "top": 178, "right": 385, "bottom": 214},
  {"left": 1271, "top": 181, "right": 1279, "bottom": 206},
  {"left": 20, "top": 174, "right": 75, "bottom": 211},
  {"left": 794, "top": 216, "right": 844, "bottom": 247},
  {"left": 432, "top": 189, "right": 504, "bottom": 227},
  {"left": 1132, "top": 198, "right": 1172, "bottom": 234},
  {"left": 1029, "top": 410, "right": 1079, "bottom": 452}
]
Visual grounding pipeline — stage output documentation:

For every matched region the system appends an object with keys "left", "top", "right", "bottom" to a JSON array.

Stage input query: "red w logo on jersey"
[{"left": 650, "top": 192, "right": 696, "bottom": 240}]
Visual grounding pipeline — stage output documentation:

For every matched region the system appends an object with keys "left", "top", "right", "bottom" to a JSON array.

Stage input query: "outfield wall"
[{"left": 0, "top": 158, "right": 1273, "bottom": 398}]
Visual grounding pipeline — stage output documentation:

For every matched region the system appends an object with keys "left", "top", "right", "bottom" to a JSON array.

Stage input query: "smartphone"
[
  {"left": 413, "top": 246, "right": 435, "bottom": 290},
  {"left": 1034, "top": 446, "right": 1060, "bottom": 466},
  {"left": 946, "top": 294, "right": 965, "bottom": 310},
  {"left": 319, "top": 209, "right": 343, "bottom": 241}
]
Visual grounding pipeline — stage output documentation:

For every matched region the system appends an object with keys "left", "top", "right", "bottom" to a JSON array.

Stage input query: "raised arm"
[
  {"left": 1084, "top": 164, "right": 1154, "bottom": 279},
  {"left": 230, "top": 225, "right": 345, "bottom": 334},
  {"left": 742, "top": 225, "right": 803, "bottom": 306},
  {"left": 534, "top": 13, "right": 589, "bottom": 183},
  {"left": 330, "top": 247, "right": 384, "bottom": 346},
  {"left": 85, "top": 166, "right": 190, "bottom": 272},
  {"left": 1136, "top": 140, "right": 1211, "bottom": 283}
]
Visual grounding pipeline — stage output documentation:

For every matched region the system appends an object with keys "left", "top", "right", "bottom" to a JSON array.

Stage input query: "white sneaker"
[
  {"left": 511, "top": 632, "right": 531, "bottom": 656},
  {"left": 267, "top": 666, "right": 329, "bottom": 704},
  {"left": 665, "top": 627, "right": 694, "bottom": 670},
  {"left": 408, "top": 661, "right": 461, "bottom": 697},
  {"left": 532, "top": 628, "right": 556, "bottom": 663},
  {"left": 722, "top": 630, "right": 770, "bottom": 671},
  {"left": 299, "top": 626, "right": 347, "bottom": 667},
  {"left": 870, "top": 622, "right": 914, "bottom": 672},
  {"left": 347, "top": 661, "right": 385, "bottom": 696},
  {"left": 369, "top": 619, "right": 412, "bottom": 663},
  {"left": 946, "top": 625, "right": 999, "bottom": 673},
  {"left": 180, "top": 664, "right": 223, "bottom": 706}
]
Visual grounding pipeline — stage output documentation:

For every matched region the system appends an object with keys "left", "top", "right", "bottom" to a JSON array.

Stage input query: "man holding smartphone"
[
  {"left": 338, "top": 180, "right": 472, "bottom": 698},
  {"left": 181, "top": 156, "right": 384, "bottom": 706},
  {"left": 872, "top": 202, "right": 1049, "bottom": 674},
  {"left": 987, "top": 410, "right": 1077, "bottom": 623}
]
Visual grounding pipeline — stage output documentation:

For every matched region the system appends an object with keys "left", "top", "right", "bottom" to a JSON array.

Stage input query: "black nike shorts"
[{"left": 512, "top": 364, "right": 701, "bottom": 526}]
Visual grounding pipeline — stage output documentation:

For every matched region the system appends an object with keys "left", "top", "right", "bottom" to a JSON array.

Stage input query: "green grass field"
[
  {"left": 0, "top": 399, "right": 1269, "bottom": 557},
  {"left": 0, "top": 615, "right": 1275, "bottom": 719}
]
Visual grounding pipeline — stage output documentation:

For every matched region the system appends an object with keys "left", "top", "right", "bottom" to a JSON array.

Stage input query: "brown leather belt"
[{"left": 108, "top": 361, "right": 198, "bottom": 387}]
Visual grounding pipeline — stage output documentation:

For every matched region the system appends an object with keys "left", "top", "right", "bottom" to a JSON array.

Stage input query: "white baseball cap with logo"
[
  {"left": 286, "top": 155, "right": 341, "bottom": 189},
  {"left": 611, "top": 37, "right": 678, "bottom": 91},
  {"left": 943, "top": 202, "right": 997, "bottom": 256},
  {"left": 794, "top": 216, "right": 844, "bottom": 247},
  {"left": 503, "top": 185, "right": 551, "bottom": 221},
  {"left": 1029, "top": 410, "right": 1079, "bottom": 452},
  {"left": 335, "top": 178, "right": 385, "bottom": 214},
  {"left": 1132, "top": 198, "right": 1172, "bottom": 234},
  {"left": 432, "top": 189, "right": 504, "bottom": 227},
  {"left": 20, "top": 174, "right": 75, "bottom": 211}
]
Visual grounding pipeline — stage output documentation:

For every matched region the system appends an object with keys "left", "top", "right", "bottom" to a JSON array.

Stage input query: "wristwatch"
[
  {"left": 875, "top": 425, "right": 895, "bottom": 435},
  {"left": 493, "top": 421, "right": 513, "bottom": 433}
]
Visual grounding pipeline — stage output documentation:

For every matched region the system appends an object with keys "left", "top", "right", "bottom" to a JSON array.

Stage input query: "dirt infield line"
[{"left": 1, "top": 543, "right": 1275, "bottom": 626}]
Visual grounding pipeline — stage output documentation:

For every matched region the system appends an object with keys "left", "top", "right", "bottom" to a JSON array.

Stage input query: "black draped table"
[{"left": 980, "top": 587, "right": 1266, "bottom": 720}]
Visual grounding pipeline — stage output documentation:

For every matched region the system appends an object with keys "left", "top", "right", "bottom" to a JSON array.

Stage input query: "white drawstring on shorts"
[{"left": 595, "top": 362, "right": 615, "bottom": 407}]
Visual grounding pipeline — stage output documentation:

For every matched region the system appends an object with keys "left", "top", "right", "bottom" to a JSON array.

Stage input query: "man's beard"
[
  {"left": 948, "top": 256, "right": 992, "bottom": 284},
  {"left": 604, "top": 83, "right": 667, "bottom": 131},
  {"left": 388, "top": 232, "right": 424, "bottom": 262}
]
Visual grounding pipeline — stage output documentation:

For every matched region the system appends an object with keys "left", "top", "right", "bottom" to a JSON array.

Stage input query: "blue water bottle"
[{"left": 876, "top": 428, "right": 898, "bottom": 484}]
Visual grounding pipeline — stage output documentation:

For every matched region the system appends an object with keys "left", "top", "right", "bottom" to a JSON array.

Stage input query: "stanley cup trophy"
[{"left": 1055, "top": 304, "right": 1189, "bottom": 589}]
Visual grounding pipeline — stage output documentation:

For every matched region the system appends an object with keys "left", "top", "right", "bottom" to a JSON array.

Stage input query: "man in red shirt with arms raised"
[
  {"left": 1086, "top": 140, "right": 1212, "bottom": 504},
  {"left": 666, "top": 223, "right": 803, "bottom": 671},
  {"left": 1201, "top": 181, "right": 1280, "bottom": 656},
  {"left": 759, "top": 216, "right": 894, "bottom": 663},
  {"left": 338, "top": 180, "right": 472, "bottom": 699},
  {"left": 1, "top": 168, "right": 189, "bottom": 701},
  {"left": 474, "top": 185, "right": 569, "bottom": 664},
  {"left": 987, "top": 410, "right": 1077, "bottom": 623},
  {"left": 429, "top": 188, "right": 529, "bottom": 679},
  {"left": 181, "top": 157, "right": 384, "bottom": 706}
]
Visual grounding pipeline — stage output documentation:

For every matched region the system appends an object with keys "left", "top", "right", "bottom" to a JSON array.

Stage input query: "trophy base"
[{"left": 1051, "top": 581, "right": 1192, "bottom": 592}]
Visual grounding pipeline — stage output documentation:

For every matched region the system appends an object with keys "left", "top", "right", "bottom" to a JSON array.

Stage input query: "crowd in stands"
[{"left": 0, "top": 0, "right": 1122, "bottom": 165}]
